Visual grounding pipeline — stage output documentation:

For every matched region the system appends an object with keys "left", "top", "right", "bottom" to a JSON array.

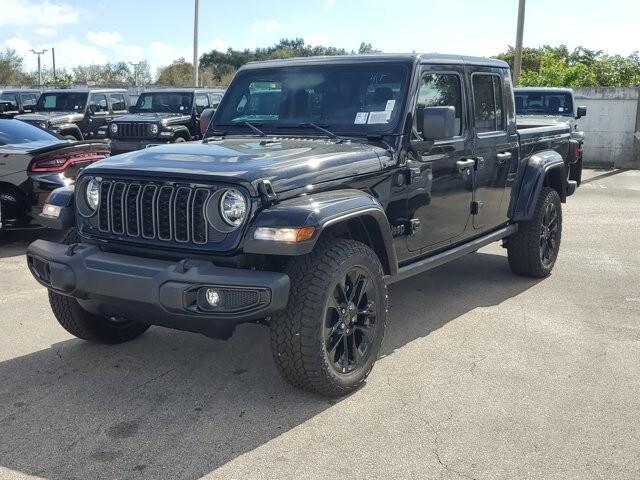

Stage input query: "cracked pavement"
[{"left": 0, "top": 169, "right": 639, "bottom": 479}]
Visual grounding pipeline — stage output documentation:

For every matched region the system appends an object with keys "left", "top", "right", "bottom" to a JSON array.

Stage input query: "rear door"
[
  {"left": 405, "top": 65, "right": 474, "bottom": 253},
  {"left": 469, "top": 68, "right": 518, "bottom": 230}
]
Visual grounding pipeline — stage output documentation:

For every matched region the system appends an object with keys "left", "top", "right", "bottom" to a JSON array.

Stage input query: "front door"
[
  {"left": 468, "top": 69, "right": 517, "bottom": 230},
  {"left": 87, "top": 93, "right": 109, "bottom": 137},
  {"left": 406, "top": 66, "right": 474, "bottom": 253}
]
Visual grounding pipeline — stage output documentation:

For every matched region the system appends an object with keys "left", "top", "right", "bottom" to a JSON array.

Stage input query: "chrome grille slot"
[
  {"left": 125, "top": 184, "right": 141, "bottom": 236},
  {"left": 110, "top": 182, "right": 126, "bottom": 234},
  {"left": 157, "top": 186, "right": 174, "bottom": 241},
  {"left": 141, "top": 185, "right": 157, "bottom": 239},
  {"left": 87, "top": 179, "right": 229, "bottom": 249},
  {"left": 98, "top": 181, "right": 112, "bottom": 232}
]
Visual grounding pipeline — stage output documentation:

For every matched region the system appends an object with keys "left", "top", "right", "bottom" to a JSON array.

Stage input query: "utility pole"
[
  {"left": 193, "top": 0, "right": 199, "bottom": 87},
  {"left": 513, "top": 0, "right": 526, "bottom": 85},
  {"left": 30, "top": 49, "right": 48, "bottom": 87},
  {"left": 128, "top": 62, "right": 142, "bottom": 87},
  {"left": 52, "top": 48, "right": 56, "bottom": 80}
]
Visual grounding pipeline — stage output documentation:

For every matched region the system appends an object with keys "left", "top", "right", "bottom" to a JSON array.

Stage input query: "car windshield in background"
[
  {"left": 0, "top": 119, "right": 58, "bottom": 145},
  {"left": 36, "top": 92, "right": 88, "bottom": 112},
  {"left": 515, "top": 92, "right": 574, "bottom": 117},
  {"left": 135, "top": 93, "right": 193, "bottom": 113},
  {"left": 213, "top": 63, "right": 410, "bottom": 135}
]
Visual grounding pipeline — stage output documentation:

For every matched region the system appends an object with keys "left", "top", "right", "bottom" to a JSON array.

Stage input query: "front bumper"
[
  {"left": 110, "top": 138, "right": 171, "bottom": 153},
  {"left": 27, "top": 240, "right": 290, "bottom": 337}
]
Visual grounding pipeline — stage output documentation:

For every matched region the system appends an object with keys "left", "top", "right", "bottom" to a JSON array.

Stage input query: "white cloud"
[
  {"left": 251, "top": 19, "right": 281, "bottom": 33},
  {"left": 323, "top": 0, "right": 337, "bottom": 7},
  {"left": 0, "top": 0, "right": 80, "bottom": 27},
  {"left": 34, "top": 27, "right": 58, "bottom": 38},
  {"left": 86, "top": 31, "right": 122, "bottom": 47}
]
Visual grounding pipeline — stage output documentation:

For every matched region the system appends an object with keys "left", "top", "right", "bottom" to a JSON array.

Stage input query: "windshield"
[
  {"left": 135, "top": 92, "right": 193, "bottom": 113},
  {"left": 515, "top": 91, "right": 574, "bottom": 117},
  {"left": 0, "top": 119, "right": 58, "bottom": 145},
  {"left": 0, "top": 93, "right": 18, "bottom": 109},
  {"left": 36, "top": 92, "right": 88, "bottom": 112},
  {"left": 211, "top": 62, "right": 410, "bottom": 136}
]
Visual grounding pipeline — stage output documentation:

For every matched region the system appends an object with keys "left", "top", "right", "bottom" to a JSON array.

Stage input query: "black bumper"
[
  {"left": 110, "top": 138, "right": 171, "bottom": 153},
  {"left": 26, "top": 240, "right": 290, "bottom": 337}
]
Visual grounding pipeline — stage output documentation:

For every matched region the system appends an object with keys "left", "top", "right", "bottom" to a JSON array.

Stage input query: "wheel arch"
[
  {"left": 243, "top": 189, "right": 398, "bottom": 276},
  {"left": 58, "top": 124, "right": 83, "bottom": 140},
  {"left": 511, "top": 150, "right": 567, "bottom": 222}
]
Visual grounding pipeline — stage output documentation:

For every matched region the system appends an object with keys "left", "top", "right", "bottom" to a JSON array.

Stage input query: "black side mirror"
[
  {"left": 422, "top": 106, "right": 456, "bottom": 141},
  {"left": 88, "top": 104, "right": 98, "bottom": 115},
  {"left": 576, "top": 106, "right": 587, "bottom": 119},
  {"left": 128, "top": 106, "right": 137, "bottom": 114},
  {"left": 199, "top": 107, "right": 216, "bottom": 135}
]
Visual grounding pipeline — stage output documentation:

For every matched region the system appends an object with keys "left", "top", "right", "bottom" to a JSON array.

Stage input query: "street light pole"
[
  {"left": 128, "top": 62, "right": 142, "bottom": 87},
  {"left": 30, "top": 49, "right": 48, "bottom": 87},
  {"left": 193, "top": 0, "right": 199, "bottom": 87},
  {"left": 513, "top": 0, "right": 526, "bottom": 85}
]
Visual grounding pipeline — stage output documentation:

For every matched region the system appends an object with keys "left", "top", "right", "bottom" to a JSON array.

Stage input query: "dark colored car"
[
  {"left": 0, "top": 89, "right": 40, "bottom": 118},
  {"left": 0, "top": 119, "right": 109, "bottom": 234},
  {"left": 27, "top": 54, "right": 578, "bottom": 397},
  {"left": 106, "top": 88, "right": 225, "bottom": 153},
  {"left": 15, "top": 89, "right": 128, "bottom": 141},
  {"left": 515, "top": 87, "right": 587, "bottom": 185}
]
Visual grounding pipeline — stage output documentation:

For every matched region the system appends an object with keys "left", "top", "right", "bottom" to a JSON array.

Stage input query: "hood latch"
[{"left": 257, "top": 179, "right": 278, "bottom": 207}]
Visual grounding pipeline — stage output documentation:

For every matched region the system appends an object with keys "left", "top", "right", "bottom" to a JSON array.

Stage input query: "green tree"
[
  {"left": 156, "top": 58, "right": 215, "bottom": 87},
  {"left": 0, "top": 49, "right": 29, "bottom": 85}
]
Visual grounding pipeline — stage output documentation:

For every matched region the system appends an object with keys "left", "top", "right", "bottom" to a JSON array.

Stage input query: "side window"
[
  {"left": 209, "top": 94, "right": 222, "bottom": 108},
  {"left": 195, "top": 94, "right": 209, "bottom": 113},
  {"left": 23, "top": 94, "right": 38, "bottom": 107},
  {"left": 414, "top": 72, "right": 463, "bottom": 138},
  {"left": 89, "top": 94, "right": 108, "bottom": 113},
  {"left": 472, "top": 74, "right": 505, "bottom": 133},
  {"left": 109, "top": 93, "right": 126, "bottom": 112}
]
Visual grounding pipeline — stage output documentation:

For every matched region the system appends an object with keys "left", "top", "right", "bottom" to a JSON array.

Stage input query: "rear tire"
[
  {"left": 47, "top": 228, "right": 150, "bottom": 344},
  {"left": 507, "top": 187, "right": 562, "bottom": 278},
  {"left": 270, "top": 238, "right": 387, "bottom": 397},
  {"left": 173, "top": 136, "right": 186, "bottom": 143}
]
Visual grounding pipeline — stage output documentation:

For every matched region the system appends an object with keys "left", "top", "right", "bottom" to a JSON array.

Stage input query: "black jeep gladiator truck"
[
  {"left": 0, "top": 89, "right": 40, "bottom": 118},
  {"left": 16, "top": 89, "right": 129, "bottom": 140},
  {"left": 105, "top": 88, "right": 225, "bottom": 153},
  {"left": 26, "top": 54, "right": 577, "bottom": 397}
]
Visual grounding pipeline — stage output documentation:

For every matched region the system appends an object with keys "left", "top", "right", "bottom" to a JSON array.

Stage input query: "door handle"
[
  {"left": 456, "top": 159, "right": 475, "bottom": 172},
  {"left": 497, "top": 152, "right": 512, "bottom": 164}
]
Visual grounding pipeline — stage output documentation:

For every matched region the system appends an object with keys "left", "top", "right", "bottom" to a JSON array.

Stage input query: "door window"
[
  {"left": 195, "top": 94, "right": 209, "bottom": 113},
  {"left": 109, "top": 93, "right": 126, "bottom": 112},
  {"left": 472, "top": 74, "right": 505, "bottom": 133},
  {"left": 89, "top": 94, "right": 108, "bottom": 113},
  {"left": 414, "top": 73, "right": 464, "bottom": 138},
  {"left": 23, "top": 94, "right": 38, "bottom": 107}
]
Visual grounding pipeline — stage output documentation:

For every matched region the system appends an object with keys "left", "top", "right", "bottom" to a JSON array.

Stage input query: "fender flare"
[
  {"left": 243, "top": 189, "right": 398, "bottom": 275},
  {"left": 511, "top": 150, "right": 567, "bottom": 222},
  {"left": 57, "top": 124, "right": 83, "bottom": 140},
  {"left": 169, "top": 125, "right": 191, "bottom": 141}
]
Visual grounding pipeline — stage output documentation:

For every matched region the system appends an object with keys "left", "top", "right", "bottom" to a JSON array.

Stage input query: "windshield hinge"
[{"left": 257, "top": 179, "right": 278, "bottom": 207}]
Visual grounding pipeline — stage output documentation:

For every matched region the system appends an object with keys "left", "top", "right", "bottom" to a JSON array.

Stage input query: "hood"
[
  {"left": 113, "top": 112, "right": 192, "bottom": 125},
  {"left": 83, "top": 138, "right": 385, "bottom": 196},
  {"left": 16, "top": 111, "right": 84, "bottom": 124}
]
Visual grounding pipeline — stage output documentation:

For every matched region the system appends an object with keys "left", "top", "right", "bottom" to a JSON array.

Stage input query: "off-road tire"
[
  {"left": 48, "top": 228, "right": 150, "bottom": 344},
  {"left": 508, "top": 187, "right": 562, "bottom": 278},
  {"left": 270, "top": 238, "right": 387, "bottom": 397},
  {"left": 64, "top": 135, "right": 79, "bottom": 141},
  {"left": 173, "top": 136, "right": 186, "bottom": 143}
]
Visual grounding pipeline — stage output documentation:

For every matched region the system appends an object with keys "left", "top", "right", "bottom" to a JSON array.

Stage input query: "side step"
[{"left": 386, "top": 224, "right": 518, "bottom": 285}]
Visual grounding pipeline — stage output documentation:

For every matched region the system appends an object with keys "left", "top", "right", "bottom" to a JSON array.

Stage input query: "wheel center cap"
[{"left": 345, "top": 302, "right": 357, "bottom": 325}]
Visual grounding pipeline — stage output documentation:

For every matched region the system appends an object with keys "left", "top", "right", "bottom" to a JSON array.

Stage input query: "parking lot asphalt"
[{"left": 0, "top": 169, "right": 639, "bottom": 480}]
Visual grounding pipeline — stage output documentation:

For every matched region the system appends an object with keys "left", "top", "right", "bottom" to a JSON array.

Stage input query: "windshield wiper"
[
  {"left": 278, "top": 123, "right": 346, "bottom": 143},
  {"left": 242, "top": 121, "right": 266, "bottom": 137}
]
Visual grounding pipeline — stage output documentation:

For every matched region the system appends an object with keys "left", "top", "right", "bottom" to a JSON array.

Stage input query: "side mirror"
[
  {"left": 128, "top": 106, "right": 137, "bottom": 114},
  {"left": 576, "top": 106, "right": 587, "bottom": 119},
  {"left": 422, "top": 106, "right": 456, "bottom": 141},
  {"left": 88, "top": 104, "right": 98, "bottom": 115},
  {"left": 199, "top": 107, "right": 216, "bottom": 135}
]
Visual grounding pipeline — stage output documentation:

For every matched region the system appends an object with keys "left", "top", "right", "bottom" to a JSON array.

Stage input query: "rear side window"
[
  {"left": 414, "top": 73, "right": 463, "bottom": 137},
  {"left": 109, "top": 93, "right": 126, "bottom": 111},
  {"left": 89, "top": 94, "right": 108, "bottom": 112},
  {"left": 23, "top": 94, "right": 38, "bottom": 107},
  {"left": 472, "top": 74, "right": 505, "bottom": 133},
  {"left": 195, "top": 94, "right": 209, "bottom": 113}
]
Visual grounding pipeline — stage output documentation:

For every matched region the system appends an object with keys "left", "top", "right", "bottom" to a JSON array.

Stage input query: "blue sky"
[{"left": 1, "top": 0, "right": 638, "bottom": 76}]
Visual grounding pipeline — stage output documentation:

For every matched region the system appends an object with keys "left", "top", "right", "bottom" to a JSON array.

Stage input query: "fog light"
[{"left": 204, "top": 288, "right": 220, "bottom": 307}]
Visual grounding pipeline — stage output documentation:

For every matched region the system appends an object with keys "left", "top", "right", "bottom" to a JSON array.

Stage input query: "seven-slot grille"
[
  {"left": 95, "top": 180, "right": 215, "bottom": 245},
  {"left": 112, "top": 122, "right": 153, "bottom": 138}
]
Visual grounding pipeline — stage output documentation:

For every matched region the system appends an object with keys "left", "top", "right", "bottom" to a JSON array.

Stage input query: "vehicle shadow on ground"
[
  {"left": 0, "top": 229, "right": 63, "bottom": 259},
  {"left": 0, "top": 251, "right": 540, "bottom": 480}
]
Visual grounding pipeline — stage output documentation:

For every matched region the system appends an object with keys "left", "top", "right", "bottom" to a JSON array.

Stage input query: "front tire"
[
  {"left": 507, "top": 187, "right": 562, "bottom": 278},
  {"left": 47, "top": 228, "right": 150, "bottom": 344},
  {"left": 270, "top": 238, "right": 387, "bottom": 397}
]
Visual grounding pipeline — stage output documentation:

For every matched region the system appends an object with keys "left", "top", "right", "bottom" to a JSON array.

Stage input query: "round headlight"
[
  {"left": 109, "top": 123, "right": 118, "bottom": 134},
  {"left": 149, "top": 124, "right": 159, "bottom": 135},
  {"left": 219, "top": 189, "right": 247, "bottom": 227},
  {"left": 85, "top": 178, "right": 101, "bottom": 212}
]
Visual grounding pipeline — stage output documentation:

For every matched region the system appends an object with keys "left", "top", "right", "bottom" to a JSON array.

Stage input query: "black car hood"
[
  {"left": 16, "top": 111, "right": 83, "bottom": 124},
  {"left": 113, "top": 112, "right": 191, "bottom": 125},
  {"left": 84, "top": 138, "right": 386, "bottom": 196}
]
